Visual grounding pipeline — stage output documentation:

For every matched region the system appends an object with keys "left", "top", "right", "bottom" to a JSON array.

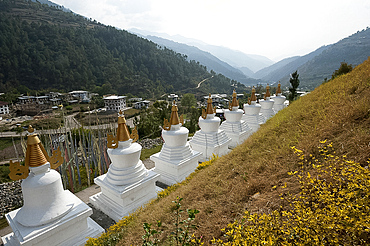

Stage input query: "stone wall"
[{"left": 0, "top": 181, "right": 22, "bottom": 219}]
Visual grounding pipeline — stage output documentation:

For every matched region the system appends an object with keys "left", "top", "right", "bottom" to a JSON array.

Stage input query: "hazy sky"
[{"left": 51, "top": 0, "right": 370, "bottom": 61}]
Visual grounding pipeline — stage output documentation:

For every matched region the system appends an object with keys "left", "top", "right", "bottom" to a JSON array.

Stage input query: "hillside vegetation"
[
  {"left": 87, "top": 58, "right": 370, "bottom": 245},
  {"left": 0, "top": 0, "right": 244, "bottom": 98}
]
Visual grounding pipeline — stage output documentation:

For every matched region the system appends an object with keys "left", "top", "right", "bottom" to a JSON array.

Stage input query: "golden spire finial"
[
  {"left": 276, "top": 82, "right": 282, "bottom": 95},
  {"left": 251, "top": 86, "right": 257, "bottom": 102},
  {"left": 25, "top": 125, "right": 48, "bottom": 168},
  {"left": 9, "top": 126, "right": 63, "bottom": 180},
  {"left": 206, "top": 93, "right": 214, "bottom": 115},
  {"left": 229, "top": 89, "right": 239, "bottom": 110},
  {"left": 265, "top": 84, "right": 270, "bottom": 99},
  {"left": 231, "top": 89, "right": 239, "bottom": 107},
  {"left": 170, "top": 100, "right": 180, "bottom": 126},
  {"left": 117, "top": 112, "right": 130, "bottom": 142},
  {"left": 108, "top": 111, "right": 138, "bottom": 148},
  {"left": 163, "top": 101, "right": 184, "bottom": 130}
]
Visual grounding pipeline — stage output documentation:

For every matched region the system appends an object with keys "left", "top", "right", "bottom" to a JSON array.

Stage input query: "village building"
[
  {"left": 128, "top": 97, "right": 143, "bottom": 102},
  {"left": 35, "top": 96, "right": 49, "bottom": 104},
  {"left": 68, "top": 90, "right": 91, "bottom": 103},
  {"left": 103, "top": 95, "right": 126, "bottom": 111},
  {"left": 17, "top": 96, "right": 35, "bottom": 104},
  {"left": 0, "top": 101, "right": 9, "bottom": 115},
  {"left": 46, "top": 92, "right": 63, "bottom": 105},
  {"left": 167, "top": 93, "right": 179, "bottom": 101},
  {"left": 133, "top": 100, "right": 150, "bottom": 109}
]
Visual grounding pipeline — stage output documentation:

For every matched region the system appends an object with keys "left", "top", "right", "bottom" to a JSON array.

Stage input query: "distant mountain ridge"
[
  {"left": 130, "top": 28, "right": 274, "bottom": 73},
  {"left": 141, "top": 35, "right": 262, "bottom": 85},
  {"left": 256, "top": 45, "right": 330, "bottom": 84},
  {"left": 132, "top": 27, "right": 370, "bottom": 90},
  {"left": 279, "top": 28, "right": 370, "bottom": 89},
  {"left": 253, "top": 56, "right": 300, "bottom": 79}
]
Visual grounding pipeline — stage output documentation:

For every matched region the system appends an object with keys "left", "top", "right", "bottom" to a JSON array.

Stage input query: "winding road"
[{"left": 196, "top": 75, "right": 214, "bottom": 88}]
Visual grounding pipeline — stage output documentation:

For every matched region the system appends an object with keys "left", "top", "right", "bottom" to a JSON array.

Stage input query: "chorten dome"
[
  {"left": 259, "top": 84, "right": 275, "bottom": 120},
  {"left": 224, "top": 89, "right": 243, "bottom": 120},
  {"left": 161, "top": 101, "right": 189, "bottom": 148},
  {"left": 105, "top": 110, "right": 148, "bottom": 186},
  {"left": 242, "top": 86, "right": 264, "bottom": 132},
  {"left": 13, "top": 126, "right": 73, "bottom": 227},
  {"left": 271, "top": 82, "right": 287, "bottom": 113},
  {"left": 220, "top": 89, "right": 251, "bottom": 148},
  {"left": 190, "top": 94, "right": 231, "bottom": 161},
  {"left": 198, "top": 94, "right": 221, "bottom": 132},
  {"left": 151, "top": 101, "right": 200, "bottom": 185},
  {"left": 90, "top": 111, "right": 159, "bottom": 222}
]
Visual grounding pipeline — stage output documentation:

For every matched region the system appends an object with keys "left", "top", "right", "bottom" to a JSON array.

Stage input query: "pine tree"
[{"left": 289, "top": 71, "right": 300, "bottom": 101}]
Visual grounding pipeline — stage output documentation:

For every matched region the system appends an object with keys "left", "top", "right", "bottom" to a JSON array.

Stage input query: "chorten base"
[
  {"left": 89, "top": 169, "right": 159, "bottom": 222},
  {"left": 258, "top": 113, "right": 266, "bottom": 124},
  {"left": 220, "top": 121, "right": 251, "bottom": 148},
  {"left": 150, "top": 144, "right": 201, "bottom": 185},
  {"left": 242, "top": 114, "right": 262, "bottom": 133},
  {"left": 190, "top": 129, "right": 231, "bottom": 162},
  {"left": 260, "top": 108, "right": 275, "bottom": 121},
  {"left": 273, "top": 104, "right": 285, "bottom": 113},
  {"left": 2, "top": 191, "right": 103, "bottom": 246}
]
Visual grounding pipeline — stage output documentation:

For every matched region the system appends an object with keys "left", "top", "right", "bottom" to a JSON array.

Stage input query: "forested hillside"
[
  {"left": 273, "top": 28, "right": 370, "bottom": 89},
  {"left": 255, "top": 45, "right": 330, "bottom": 86},
  {"left": 0, "top": 0, "right": 244, "bottom": 98}
]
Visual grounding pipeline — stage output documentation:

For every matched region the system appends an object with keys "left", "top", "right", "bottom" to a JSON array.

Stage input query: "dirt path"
[{"left": 196, "top": 75, "right": 214, "bottom": 88}]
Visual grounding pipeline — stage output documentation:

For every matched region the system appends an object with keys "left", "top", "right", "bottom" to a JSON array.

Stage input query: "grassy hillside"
[{"left": 87, "top": 60, "right": 370, "bottom": 245}]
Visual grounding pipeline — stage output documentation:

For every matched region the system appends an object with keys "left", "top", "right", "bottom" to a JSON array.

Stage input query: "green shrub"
[
  {"left": 65, "top": 105, "right": 73, "bottom": 111},
  {"left": 213, "top": 141, "right": 370, "bottom": 245}
]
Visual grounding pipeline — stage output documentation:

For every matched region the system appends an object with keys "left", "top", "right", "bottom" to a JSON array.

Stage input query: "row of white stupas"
[{"left": 2, "top": 84, "right": 286, "bottom": 245}]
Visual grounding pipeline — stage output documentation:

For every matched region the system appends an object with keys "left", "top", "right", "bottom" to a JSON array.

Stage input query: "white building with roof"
[
  {"left": 69, "top": 90, "right": 91, "bottom": 102},
  {"left": 134, "top": 100, "right": 150, "bottom": 109},
  {"left": 104, "top": 95, "right": 126, "bottom": 111},
  {"left": 168, "top": 94, "right": 178, "bottom": 101},
  {"left": 17, "top": 96, "right": 35, "bottom": 104},
  {"left": 0, "top": 101, "right": 9, "bottom": 115}
]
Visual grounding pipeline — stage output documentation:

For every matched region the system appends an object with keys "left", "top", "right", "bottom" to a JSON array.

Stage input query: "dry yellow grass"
[{"left": 90, "top": 57, "right": 370, "bottom": 245}]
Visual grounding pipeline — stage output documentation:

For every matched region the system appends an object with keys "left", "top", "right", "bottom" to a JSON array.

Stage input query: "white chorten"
[
  {"left": 89, "top": 111, "right": 159, "bottom": 222},
  {"left": 150, "top": 101, "right": 201, "bottom": 185},
  {"left": 242, "top": 87, "right": 264, "bottom": 133},
  {"left": 271, "top": 82, "right": 287, "bottom": 113},
  {"left": 220, "top": 89, "right": 251, "bottom": 148},
  {"left": 189, "top": 94, "right": 231, "bottom": 161},
  {"left": 259, "top": 84, "right": 275, "bottom": 121},
  {"left": 2, "top": 126, "right": 103, "bottom": 246}
]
